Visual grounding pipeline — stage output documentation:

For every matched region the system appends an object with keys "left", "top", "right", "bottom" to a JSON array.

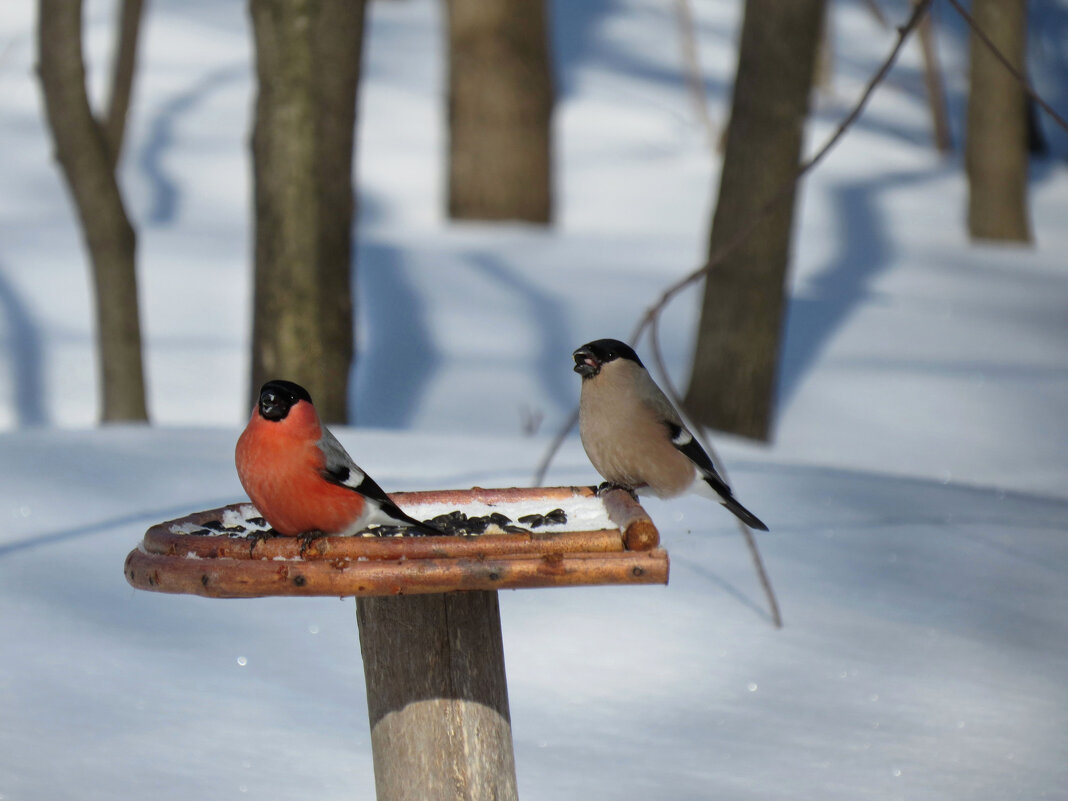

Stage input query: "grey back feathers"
[
  {"left": 318, "top": 426, "right": 366, "bottom": 488},
  {"left": 316, "top": 423, "right": 444, "bottom": 535}
]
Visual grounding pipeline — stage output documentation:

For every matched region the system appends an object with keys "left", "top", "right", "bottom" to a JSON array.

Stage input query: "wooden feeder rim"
[{"left": 124, "top": 486, "right": 667, "bottom": 598}]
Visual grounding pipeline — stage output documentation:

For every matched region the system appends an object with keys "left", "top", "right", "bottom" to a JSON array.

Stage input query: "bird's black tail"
[
  {"left": 399, "top": 511, "right": 446, "bottom": 537},
  {"left": 378, "top": 499, "right": 445, "bottom": 536},
  {"left": 719, "top": 490, "right": 769, "bottom": 531},
  {"left": 698, "top": 472, "right": 769, "bottom": 531}
]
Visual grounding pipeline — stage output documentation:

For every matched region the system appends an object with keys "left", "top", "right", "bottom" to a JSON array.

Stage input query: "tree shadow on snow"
[
  {"left": 776, "top": 164, "right": 956, "bottom": 413},
  {"left": 0, "top": 498, "right": 234, "bottom": 559},
  {"left": 136, "top": 64, "right": 246, "bottom": 226},
  {"left": 552, "top": 0, "right": 732, "bottom": 100},
  {"left": 0, "top": 258, "right": 46, "bottom": 426},
  {"left": 353, "top": 242, "right": 440, "bottom": 427},
  {"left": 466, "top": 250, "right": 576, "bottom": 418}
]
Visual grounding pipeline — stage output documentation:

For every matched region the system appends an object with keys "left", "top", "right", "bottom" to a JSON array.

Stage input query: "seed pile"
[
  {"left": 368, "top": 507, "right": 569, "bottom": 538},
  {"left": 178, "top": 508, "right": 569, "bottom": 539},
  {"left": 517, "top": 508, "right": 568, "bottom": 528},
  {"left": 187, "top": 518, "right": 263, "bottom": 536}
]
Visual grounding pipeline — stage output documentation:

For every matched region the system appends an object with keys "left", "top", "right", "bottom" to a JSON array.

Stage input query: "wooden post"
[{"left": 356, "top": 592, "right": 519, "bottom": 801}]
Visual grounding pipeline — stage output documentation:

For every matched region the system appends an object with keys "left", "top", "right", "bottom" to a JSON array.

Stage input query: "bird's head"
[
  {"left": 572, "top": 339, "right": 643, "bottom": 379},
  {"left": 257, "top": 379, "right": 312, "bottom": 422}
]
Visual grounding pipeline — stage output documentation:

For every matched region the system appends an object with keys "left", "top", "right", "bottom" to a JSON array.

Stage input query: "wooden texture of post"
[{"left": 356, "top": 592, "right": 519, "bottom": 801}]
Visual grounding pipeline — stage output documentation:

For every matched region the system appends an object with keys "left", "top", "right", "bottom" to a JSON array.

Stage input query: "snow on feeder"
[{"left": 125, "top": 485, "right": 667, "bottom": 800}]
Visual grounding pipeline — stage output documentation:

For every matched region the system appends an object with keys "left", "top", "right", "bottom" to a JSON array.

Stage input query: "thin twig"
[
  {"left": 536, "top": 0, "right": 932, "bottom": 486},
  {"left": 626, "top": 1, "right": 932, "bottom": 628},
  {"left": 915, "top": 0, "right": 952, "bottom": 152},
  {"left": 630, "top": 0, "right": 932, "bottom": 347},
  {"left": 647, "top": 289, "right": 783, "bottom": 627},
  {"left": 102, "top": 0, "right": 145, "bottom": 168},
  {"left": 533, "top": 2, "right": 934, "bottom": 628},
  {"left": 674, "top": 0, "right": 719, "bottom": 151},
  {"left": 739, "top": 519, "right": 783, "bottom": 625},
  {"left": 864, "top": 0, "right": 890, "bottom": 29},
  {"left": 532, "top": 406, "right": 578, "bottom": 487},
  {"left": 946, "top": 0, "right": 1068, "bottom": 135}
]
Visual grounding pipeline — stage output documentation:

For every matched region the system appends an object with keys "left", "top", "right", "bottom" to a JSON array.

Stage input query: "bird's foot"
[
  {"left": 596, "top": 482, "right": 638, "bottom": 501},
  {"left": 245, "top": 528, "right": 277, "bottom": 557},
  {"left": 298, "top": 530, "right": 327, "bottom": 558}
]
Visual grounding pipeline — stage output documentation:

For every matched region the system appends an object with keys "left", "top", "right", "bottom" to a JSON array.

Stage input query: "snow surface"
[{"left": 2, "top": 0, "right": 1067, "bottom": 799}]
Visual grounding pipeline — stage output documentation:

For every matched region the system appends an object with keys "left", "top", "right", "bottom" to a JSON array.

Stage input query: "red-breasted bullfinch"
[
  {"left": 235, "top": 379, "right": 442, "bottom": 538},
  {"left": 573, "top": 339, "right": 768, "bottom": 531}
]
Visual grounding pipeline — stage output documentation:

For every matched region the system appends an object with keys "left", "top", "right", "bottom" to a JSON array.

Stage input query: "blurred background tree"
[
  {"left": 445, "top": 0, "right": 554, "bottom": 223},
  {"left": 965, "top": 0, "right": 1032, "bottom": 243},
  {"left": 684, "top": 0, "right": 826, "bottom": 442},
  {"left": 248, "top": 0, "right": 366, "bottom": 423},
  {"left": 37, "top": 0, "right": 148, "bottom": 422},
  {"left": 37, "top": 0, "right": 1047, "bottom": 436}
]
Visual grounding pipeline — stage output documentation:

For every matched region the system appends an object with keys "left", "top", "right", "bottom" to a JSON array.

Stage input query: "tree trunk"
[
  {"left": 249, "top": 0, "right": 364, "bottom": 422},
  {"left": 312, "top": 1, "right": 362, "bottom": 423},
  {"left": 103, "top": 0, "right": 144, "bottom": 168},
  {"left": 965, "top": 0, "right": 1031, "bottom": 242},
  {"left": 684, "top": 0, "right": 826, "bottom": 441},
  {"left": 250, "top": 0, "right": 322, "bottom": 409},
  {"left": 446, "top": 0, "right": 553, "bottom": 223},
  {"left": 37, "top": 0, "right": 149, "bottom": 422},
  {"left": 356, "top": 592, "right": 519, "bottom": 801}
]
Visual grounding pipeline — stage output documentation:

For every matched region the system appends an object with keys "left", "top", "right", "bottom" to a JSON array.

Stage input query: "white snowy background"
[{"left": 1, "top": 0, "right": 1067, "bottom": 799}]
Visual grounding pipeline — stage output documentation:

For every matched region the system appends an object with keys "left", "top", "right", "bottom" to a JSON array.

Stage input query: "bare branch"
[
  {"left": 102, "top": 0, "right": 145, "bottom": 168},
  {"left": 915, "top": 0, "right": 952, "bottom": 152},
  {"left": 532, "top": 3, "right": 938, "bottom": 629},
  {"left": 631, "top": 0, "right": 932, "bottom": 349},
  {"left": 627, "top": 2, "right": 932, "bottom": 626},
  {"left": 532, "top": 406, "right": 578, "bottom": 488},
  {"left": 537, "top": 0, "right": 1068, "bottom": 626},
  {"left": 674, "top": 0, "right": 719, "bottom": 150},
  {"left": 647, "top": 297, "right": 783, "bottom": 627},
  {"left": 946, "top": 0, "right": 1068, "bottom": 135},
  {"left": 537, "top": 2, "right": 933, "bottom": 486},
  {"left": 864, "top": 0, "right": 890, "bottom": 29},
  {"left": 37, "top": 0, "right": 148, "bottom": 421}
]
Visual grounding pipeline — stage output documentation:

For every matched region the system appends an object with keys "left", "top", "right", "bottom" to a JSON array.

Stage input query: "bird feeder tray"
[{"left": 124, "top": 486, "right": 667, "bottom": 598}]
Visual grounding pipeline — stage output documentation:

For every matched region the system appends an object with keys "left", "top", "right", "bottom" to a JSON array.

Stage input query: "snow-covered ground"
[{"left": 1, "top": 1, "right": 1066, "bottom": 799}]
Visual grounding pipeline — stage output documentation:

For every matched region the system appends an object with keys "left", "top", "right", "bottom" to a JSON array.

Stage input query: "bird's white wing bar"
[{"left": 669, "top": 425, "right": 693, "bottom": 447}]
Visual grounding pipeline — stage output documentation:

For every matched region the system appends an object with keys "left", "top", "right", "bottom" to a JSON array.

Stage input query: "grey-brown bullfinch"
[{"left": 572, "top": 339, "right": 768, "bottom": 531}]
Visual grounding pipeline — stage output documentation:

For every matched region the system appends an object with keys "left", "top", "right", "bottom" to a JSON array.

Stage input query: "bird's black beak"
[
  {"left": 573, "top": 347, "right": 600, "bottom": 378},
  {"left": 258, "top": 390, "right": 287, "bottom": 421}
]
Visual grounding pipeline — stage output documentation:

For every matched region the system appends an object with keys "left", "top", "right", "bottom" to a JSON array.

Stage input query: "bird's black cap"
[
  {"left": 258, "top": 379, "right": 312, "bottom": 421},
  {"left": 573, "top": 338, "right": 643, "bottom": 377}
]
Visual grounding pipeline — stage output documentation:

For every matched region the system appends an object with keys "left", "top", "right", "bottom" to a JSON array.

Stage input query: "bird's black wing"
[
  {"left": 318, "top": 429, "right": 443, "bottom": 535},
  {"left": 321, "top": 461, "right": 443, "bottom": 536},
  {"left": 665, "top": 422, "right": 731, "bottom": 494},
  {"left": 664, "top": 421, "right": 769, "bottom": 531}
]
